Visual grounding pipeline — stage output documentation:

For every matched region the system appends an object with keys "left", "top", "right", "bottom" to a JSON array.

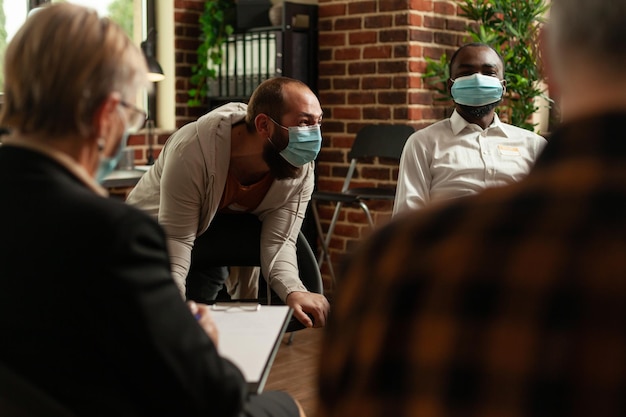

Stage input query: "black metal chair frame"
[{"left": 311, "top": 124, "right": 415, "bottom": 283}]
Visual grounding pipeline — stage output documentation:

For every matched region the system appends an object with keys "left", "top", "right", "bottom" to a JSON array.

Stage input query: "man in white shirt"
[{"left": 393, "top": 43, "right": 547, "bottom": 214}]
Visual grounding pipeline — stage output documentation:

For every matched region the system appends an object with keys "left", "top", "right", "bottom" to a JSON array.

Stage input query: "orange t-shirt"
[{"left": 219, "top": 170, "right": 274, "bottom": 213}]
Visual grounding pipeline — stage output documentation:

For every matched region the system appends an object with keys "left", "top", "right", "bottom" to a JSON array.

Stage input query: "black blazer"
[{"left": 0, "top": 145, "right": 246, "bottom": 416}]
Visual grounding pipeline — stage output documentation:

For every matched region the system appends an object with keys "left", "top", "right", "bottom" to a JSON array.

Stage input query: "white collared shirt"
[{"left": 393, "top": 110, "right": 547, "bottom": 214}]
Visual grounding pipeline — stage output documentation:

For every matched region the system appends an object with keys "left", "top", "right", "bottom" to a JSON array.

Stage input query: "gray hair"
[{"left": 0, "top": 3, "right": 148, "bottom": 138}]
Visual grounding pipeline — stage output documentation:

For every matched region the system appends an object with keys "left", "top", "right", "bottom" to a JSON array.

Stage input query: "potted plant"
[
  {"left": 423, "top": 0, "right": 550, "bottom": 132},
  {"left": 188, "top": 0, "right": 236, "bottom": 107}
]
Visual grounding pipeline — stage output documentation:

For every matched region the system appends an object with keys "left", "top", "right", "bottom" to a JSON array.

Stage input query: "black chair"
[
  {"left": 190, "top": 212, "right": 323, "bottom": 334},
  {"left": 311, "top": 124, "right": 415, "bottom": 283}
]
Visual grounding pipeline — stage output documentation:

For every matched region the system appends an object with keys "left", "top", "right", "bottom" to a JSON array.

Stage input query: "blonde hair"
[{"left": 0, "top": 3, "right": 148, "bottom": 138}]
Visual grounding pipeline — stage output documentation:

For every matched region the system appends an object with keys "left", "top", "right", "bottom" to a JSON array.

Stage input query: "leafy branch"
[{"left": 188, "top": 0, "right": 235, "bottom": 107}]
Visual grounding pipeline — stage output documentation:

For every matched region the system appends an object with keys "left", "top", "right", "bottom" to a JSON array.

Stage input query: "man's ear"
[{"left": 255, "top": 113, "right": 272, "bottom": 137}]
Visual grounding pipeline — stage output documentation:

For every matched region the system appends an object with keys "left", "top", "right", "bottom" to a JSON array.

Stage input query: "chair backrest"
[
  {"left": 340, "top": 124, "right": 415, "bottom": 192},
  {"left": 347, "top": 124, "right": 415, "bottom": 161}
]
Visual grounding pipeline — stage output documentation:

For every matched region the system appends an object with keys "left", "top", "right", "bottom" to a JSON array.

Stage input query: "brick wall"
[
  {"left": 132, "top": 0, "right": 472, "bottom": 290},
  {"left": 174, "top": 0, "right": 208, "bottom": 128},
  {"left": 314, "top": 0, "right": 470, "bottom": 286}
]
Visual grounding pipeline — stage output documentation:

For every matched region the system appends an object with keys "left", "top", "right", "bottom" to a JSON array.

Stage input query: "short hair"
[
  {"left": 0, "top": 3, "right": 148, "bottom": 138},
  {"left": 548, "top": 0, "right": 626, "bottom": 64},
  {"left": 448, "top": 42, "right": 505, "bottom": 76},
  {"left": 245, "top": 77, "right": 311, "bottom": 130}
]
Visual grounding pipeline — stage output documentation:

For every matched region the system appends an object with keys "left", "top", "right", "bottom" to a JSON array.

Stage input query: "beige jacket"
[{"left": 126, "top": 103, "right": 313, "bottom": 301}]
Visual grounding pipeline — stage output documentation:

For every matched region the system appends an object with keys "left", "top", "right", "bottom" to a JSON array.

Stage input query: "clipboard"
[{"left": 210, "top": 304, "right": 293, "bottom": 394}]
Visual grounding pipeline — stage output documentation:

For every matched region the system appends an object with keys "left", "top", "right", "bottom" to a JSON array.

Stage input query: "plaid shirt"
[{"left": 318, "top": 112, "right": 626, "bottom": 417}]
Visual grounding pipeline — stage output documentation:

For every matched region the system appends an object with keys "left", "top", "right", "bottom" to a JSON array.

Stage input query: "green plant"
[
  {"left": 423, "top": 0, "right": 550, "bottom": 132},
  {"left": 188, "top": 0, "right": 236, "bottom": 107}
]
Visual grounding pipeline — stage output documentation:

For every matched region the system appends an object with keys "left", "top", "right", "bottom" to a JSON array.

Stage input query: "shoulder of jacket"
[{"left": 195, "top": 103, "right": 247, "bottom": 137}]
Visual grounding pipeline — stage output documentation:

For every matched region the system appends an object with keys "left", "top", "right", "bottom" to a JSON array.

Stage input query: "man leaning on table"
[
  {"left": 393, "top": 42, "right": 547, "bottom": 214},
  {"left": 126, "top": 77, "right": 330, "bottom": 329}
]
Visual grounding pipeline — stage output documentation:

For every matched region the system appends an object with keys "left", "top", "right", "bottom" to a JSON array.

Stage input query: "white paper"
[{"left": 211, "top": 305, "right": 292, "bottom": 391}]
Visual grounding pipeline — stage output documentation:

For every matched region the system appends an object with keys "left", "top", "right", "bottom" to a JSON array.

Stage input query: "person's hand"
[
  {"left": 187, "top": 301, "right": 219, "bottom": 346},
  {"left": 285, "top": 291, "right": 330, "bottom": 328}
]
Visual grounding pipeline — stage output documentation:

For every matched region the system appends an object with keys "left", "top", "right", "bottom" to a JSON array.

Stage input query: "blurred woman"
[{"left": 0, "top": 4, "right": 303, "bottom": 417}]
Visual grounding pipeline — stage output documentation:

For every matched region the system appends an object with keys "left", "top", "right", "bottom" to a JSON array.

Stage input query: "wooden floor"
[{"left": 264, "top": 326, "right": 324, "bottom": 416}]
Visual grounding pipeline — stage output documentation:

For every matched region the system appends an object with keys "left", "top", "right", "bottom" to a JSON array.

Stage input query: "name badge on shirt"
[{"left": 498, "top": 145, "right": 521, "bottom": 156}]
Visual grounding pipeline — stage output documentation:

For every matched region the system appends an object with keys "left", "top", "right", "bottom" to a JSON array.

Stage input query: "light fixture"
[
  {"left": 141, "top": 28, "right": 165, "bottom": 82},
  {"left": 142, "top": 28, "right": 163, "bottom": 164},
  {"left": 145, "top": 119, "right": 156, "bottom": 165}
]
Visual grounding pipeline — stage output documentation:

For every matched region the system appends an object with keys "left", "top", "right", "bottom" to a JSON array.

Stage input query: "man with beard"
[
  {"left": 126, "top": 77, "right": 329, "bottom": 329},
  {"left": 393, "top": 43, "right": 547, "bottom": 214}
]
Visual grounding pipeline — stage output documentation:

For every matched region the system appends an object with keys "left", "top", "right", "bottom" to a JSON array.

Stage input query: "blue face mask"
[
  {"left": 450, "top": 73, "right": 504, "bottom": 107},
  {"left": 96, "top": 128, "right": 130, "bottom": 184},
  {"left": 270, "top": 118, "right": 322, "bottom": 167}
]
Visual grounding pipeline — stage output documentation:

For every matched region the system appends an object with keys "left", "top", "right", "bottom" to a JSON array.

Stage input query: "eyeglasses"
[{"left": 119, "top": 100, "right": 147, "bottom": 132}]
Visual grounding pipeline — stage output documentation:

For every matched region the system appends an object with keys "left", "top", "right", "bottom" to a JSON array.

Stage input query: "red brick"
[
  {"left": 319, "top": 62, "right": 347, "bottom": 76},
  {"left": 409, "top": 0, "right": 434, "bottom": 12},
  {"left": 319, "top": 3, "right": 347, "bottom": 18},
  {"left": 379, "top": 60, "right": 409, "bottom": 74},
  {"left": 362, "top": 76, "right": 393, "bottom": 89},
  {"left": 378, "top": 91, "right": 408, "bottom": 105},
  {"left": 394, "top": 13, "right": 410, "bottom": 26},
  {"left": 335, "top": 47, "right": 362, "bottom": 61},
  {"left": 409, "top": 12, "right": 424, "bottom": 26},
  {"left": 409, "top": 91, "right": 436, "bottom": 105},
  {"left": 364, "top": 15, "right": 393, "bottom": 29},
  {"left": 349, "top": 31, "right": 377, "bottom": 45},
  {"left": 347, "top": 62, "right": 377, "bottom": 75},
  {"left": 348, "top": 1, "right": 377, "bottom": 15},
  {"left": 393, "top": 75, "right": 410, "bottom": 89},
  {"left": 363, "top": 45, "right": 393, "bottom": 59},
  {"left": 362, "top": 107, "right": 392, "bottom": 120},
  {"left": 336, "top": 17, "right": 363, "bottom": 30},
  {"left": 447, "top": 17, "right": 468, "bottom": 32},
  {"left": 333, "top": 77, "right": 361, "bottom": 89},
  {"left": 424, "top": 15, "right": 445, "bottom": 29},
  {"left": 319, "top": 33, "right": 347, "bottom": 47},
  {"left": 380, "top": 0, "right": 410, "bottom": 12},
  {"left": 393, "top": 107, "right": 410, "bottom": 120},
  {"left": 434, "top": 1, "right": 457, "bottom": 15},
  {"left": 410, "top": 28, "right": 434, "bottom": 42},
  {"left": 347, "top": 92, "right": 376, "bottom": 105},
  {"left": 407, "top": 74, "right": 423, "bottom": 88},
  {"left": 393, "top": 44, "right": 410, "bottom": 58},
  {"left": 434, "top": 32, "right": 458, "bottom": 47},
  {"left": 380, "top": 29, "right": 408, "bottom": 43},
  {"left": 333, "top": 107, "right": 362, "bottom": 120}
]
